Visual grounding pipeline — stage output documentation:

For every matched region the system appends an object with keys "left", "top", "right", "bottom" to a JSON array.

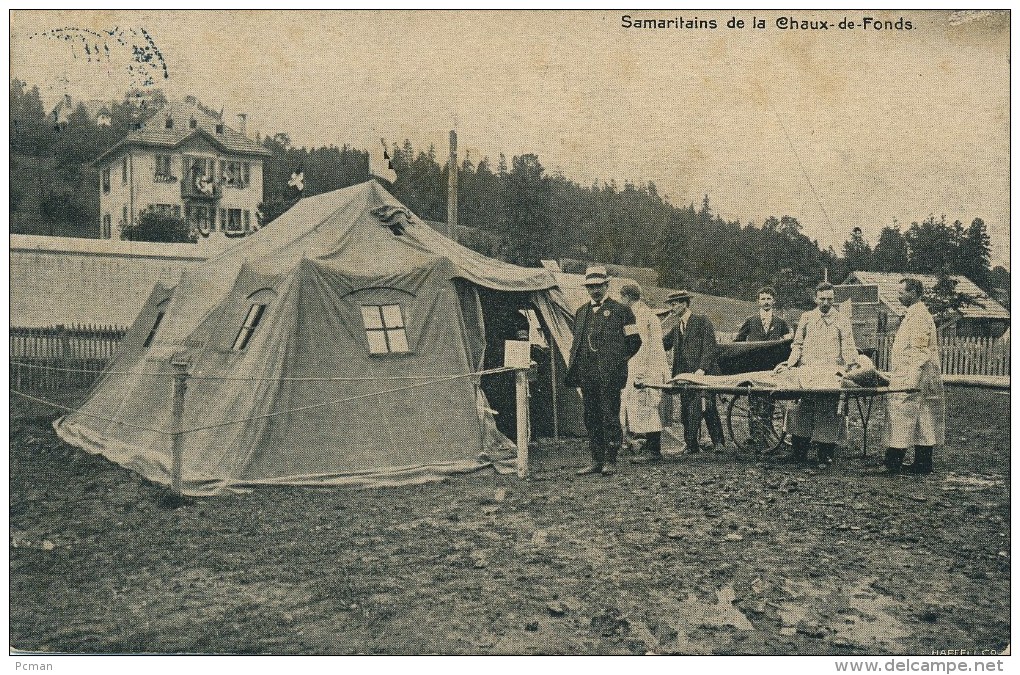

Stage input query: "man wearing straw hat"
[{"left": 565, "top": 266, "right": 642, "bottom": 476}]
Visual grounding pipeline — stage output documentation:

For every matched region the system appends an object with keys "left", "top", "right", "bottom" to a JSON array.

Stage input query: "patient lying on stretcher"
[{"left": 667, "top": 355, "right": 888, "bottom": 391}]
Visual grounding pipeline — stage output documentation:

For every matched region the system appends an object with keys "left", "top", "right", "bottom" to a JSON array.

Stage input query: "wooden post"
[
  {"left": 170, "top": 361, "right": 189, "bottom": 495},
  {"left": 550, "top": 339, "right": 559, "bottom": 440},
  {"left": 447, "top": 130, "right": 458, "bottom": 242},
  {"left": 58, "top": 324, "right": 70, "bottom": 392},
  {"left": 515, "top": 368, "right": 530, "bottom": 478}
]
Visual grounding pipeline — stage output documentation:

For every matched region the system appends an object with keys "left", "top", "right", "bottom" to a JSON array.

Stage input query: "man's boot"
[
  {"left": 870, "top": 448, "right": 905, "bottom": 475},
  {"left": 817, "top": 443, "right": 836, "bottom": 467},
  {"left": 904, "top": 446, "right": 934, "bottom": 475},
  {"left": 790, "top": 435, "right": 810, "bottom": 464},
  {"left": 645, "top": 431, "right": 663, "bottom": 459}
]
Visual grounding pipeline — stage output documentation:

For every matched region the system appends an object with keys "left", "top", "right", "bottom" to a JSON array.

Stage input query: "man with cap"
[
  {"left": 774, "top": 281, "right": 859, "bottom": 466},
  {"left": 565, "top": 266, "right": 643, "bottom": 475},
  {"left": 618, "top": 283, "right": 669, "bottom": 460},
  {"left": 662, "top": 290, "right": 726, "bottom": 453}
]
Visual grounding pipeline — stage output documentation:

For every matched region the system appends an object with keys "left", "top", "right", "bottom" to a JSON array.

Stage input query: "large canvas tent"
[{"left": 56, "top": 181, "right": 576, "bottom": 494}]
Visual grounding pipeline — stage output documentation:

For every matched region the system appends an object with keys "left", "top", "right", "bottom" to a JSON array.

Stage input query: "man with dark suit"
[
  {"left": 734, "top": 286, "right": 793, "bottom": 448},
  {"left": 735, "top": 286, "right": 792, "bottom": 343},
  {"left": 662, "top": 290, "right": 725, "bottom": 453},
  {"left": 565, "top": 266, "right": 642, "bottom": 475}
]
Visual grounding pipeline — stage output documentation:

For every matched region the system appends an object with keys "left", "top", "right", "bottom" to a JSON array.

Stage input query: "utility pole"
[{"left": 447, "top": 130, "right": 458, "bottom": 242}]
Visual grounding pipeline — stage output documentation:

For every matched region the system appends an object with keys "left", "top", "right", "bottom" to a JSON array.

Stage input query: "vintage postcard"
[{"left": 8, "top": 9, "right": 1010, "bottom": 669}]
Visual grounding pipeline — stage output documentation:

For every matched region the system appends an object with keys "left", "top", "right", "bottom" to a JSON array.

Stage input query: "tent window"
[
  {"left": 143, "top": 311, "right": 165, "bottom": 348},
  {"left": 361, "top": 304, "right": 408, "bottom": 354},
  {"left": 232, "top": 304, "right": 267, "bottom": 351}
]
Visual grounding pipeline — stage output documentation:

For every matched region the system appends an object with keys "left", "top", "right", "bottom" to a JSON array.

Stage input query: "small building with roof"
[
  {"left": 843, "top": 271, "right": 1010, "bottom": 338},
  {"left": 52, "top": 95, "right": 112, "bottom": 127},
  {"left": 95, "top": 99, "right": 270, "bottom": 241}
]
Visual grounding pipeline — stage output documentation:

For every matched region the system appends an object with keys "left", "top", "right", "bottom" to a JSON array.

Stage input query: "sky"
[{"left": 10, "top": 9, "right": 1011, "bottom": 267}]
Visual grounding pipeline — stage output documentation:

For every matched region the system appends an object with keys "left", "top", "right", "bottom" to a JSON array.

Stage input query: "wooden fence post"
[{"left": 170, "top": 361, "right": 189, "bottom": 495}]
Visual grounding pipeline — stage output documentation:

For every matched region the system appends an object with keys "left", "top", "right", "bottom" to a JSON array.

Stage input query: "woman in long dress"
[{"left": 619, "top": 284, "right": 670, "bottom": 458}]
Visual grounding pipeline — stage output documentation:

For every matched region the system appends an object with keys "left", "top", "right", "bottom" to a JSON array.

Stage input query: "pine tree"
[{"left": 957, "top": 217, "right": 992, "bottom": 290}]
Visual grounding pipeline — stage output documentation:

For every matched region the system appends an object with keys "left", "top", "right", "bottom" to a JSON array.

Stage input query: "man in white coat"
[
  {"left": 619, "top": 284, "right": 670, "bottom": 460},
  {"left": 775, "top": 282, "right": 859, "bottom": 466},
  {"left": 877, "top": 278, "right": 946, "bottom": 475}
]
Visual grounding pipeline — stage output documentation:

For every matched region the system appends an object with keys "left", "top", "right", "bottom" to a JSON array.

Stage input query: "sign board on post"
[{"left": 504, "top": 340, "right": 531, "bottom": 369}]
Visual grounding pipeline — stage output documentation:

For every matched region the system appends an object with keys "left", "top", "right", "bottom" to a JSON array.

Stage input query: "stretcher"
[{"left": 640, "top": 366, "right": 918, "bottom": 458}]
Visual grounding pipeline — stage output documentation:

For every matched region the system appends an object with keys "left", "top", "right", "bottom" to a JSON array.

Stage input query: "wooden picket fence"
[
  {"left": 875, "top": 335, "right": 1010, "bottom": 377},
  {"left": 10, "top": 324, "right": 127, "bottom": 394}
]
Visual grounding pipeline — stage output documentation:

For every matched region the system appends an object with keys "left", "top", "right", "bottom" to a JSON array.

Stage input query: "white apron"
[
  {"left": 883, "top": 302, "right": 946, "bottom": 447},
  {"left": 620, "top": 301, "right": 669, "bottom": 434}
]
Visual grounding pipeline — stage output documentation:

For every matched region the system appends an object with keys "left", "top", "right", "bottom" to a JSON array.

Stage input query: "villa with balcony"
[{"left": 95, "top": 99, "right": 270, "bottom": 241}]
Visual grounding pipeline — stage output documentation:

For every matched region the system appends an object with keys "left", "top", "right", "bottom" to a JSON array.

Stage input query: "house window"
[
  {"left": 154, "top": 155, "right": 174, "bottom": 182},
  {"left": 143, "top": 311, "right": 165, "bottom": 348},
  {"left": 188, "top": 205, "right": 213, "bottom": 233},
  {"left": 102, "top": 168, "right": 111, "bottom": 194},
  {"left": 361, "top": 304, "right": 409, "bottom": 354},
  {"left": 102, "top": 214, "right": 112, "bottom": 239},
  {"left": 243, "top": 162, "right": 251, "bottom": 186},
  {"left": 232, "top": 304, "right": 267, "bottom": 351},
  {"left": 221, "top": 160, "right": 248, "bottom": 188},
  {"left": 185, "top": 156, "right": 215, "bottom": 179},
  {"left": 122, "top": 156, "right": 128, "bottom": 184},
  {"left": 189, "top": 118, "right": 197, "bottom": 129},
  {"left": 224, "top": 208, "right": 244, "bottom": 233}
]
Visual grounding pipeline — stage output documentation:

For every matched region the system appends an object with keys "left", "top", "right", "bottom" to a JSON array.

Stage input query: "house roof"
[
  {"left": 53, "top": 96, "right": 111, "bottom": 119},
  {"left": 846, "top": 271, "right": 1010, "bottom": 320},
  {"left": 96, "top": 100, "right": 270, "bottom": 162}
]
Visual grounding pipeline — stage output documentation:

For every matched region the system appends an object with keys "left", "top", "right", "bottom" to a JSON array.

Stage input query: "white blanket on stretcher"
[{"left": 670, "top": 365, "right": 854, "bottom": 391}]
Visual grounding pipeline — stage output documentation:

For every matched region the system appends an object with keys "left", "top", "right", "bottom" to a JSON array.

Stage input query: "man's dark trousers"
[
  {"left": 680, "top": 391, "right": 724, "bottom": 450},
  {"left": 581, "top": 377, "right": 623, "bottom": 467}
]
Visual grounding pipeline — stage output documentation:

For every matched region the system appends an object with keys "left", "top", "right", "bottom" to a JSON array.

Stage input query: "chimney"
[{"left": 236, "top": 113, "right": 247, "bottom": 136}]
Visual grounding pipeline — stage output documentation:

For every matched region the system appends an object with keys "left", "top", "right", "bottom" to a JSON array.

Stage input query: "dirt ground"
[{"left": 9, "top": 387, "right": 1010, "bottom": 655}]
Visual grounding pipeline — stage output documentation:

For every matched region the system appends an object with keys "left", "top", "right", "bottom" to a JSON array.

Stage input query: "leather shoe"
[
  {"left": 600, "top": 464, "right": 617, "bottom": 476},
  {"left": 576, "top": 465, "right": 603, "bottom": 475}
]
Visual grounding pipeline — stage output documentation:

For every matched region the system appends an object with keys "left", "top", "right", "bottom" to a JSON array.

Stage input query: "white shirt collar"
[
  {"left": 678, "top": 307, "right": 692, "bottom": 325},
  {"left": 815, "top": 307, "right": 838, "bottom": 323},
  {"left": 760, "top": 309, "right": 773, "bottom": 321}
]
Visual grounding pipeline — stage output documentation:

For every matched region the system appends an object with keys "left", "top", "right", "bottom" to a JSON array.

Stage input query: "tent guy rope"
[
  {"left": 9, "top": 360, "right": 508, "bottom": 382},
  {"left": 10, "top": 365, "right": 516, "bottom": 438}
]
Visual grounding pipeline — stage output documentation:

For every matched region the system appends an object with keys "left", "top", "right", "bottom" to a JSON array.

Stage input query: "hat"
[
  {"left": 666, "top": 289, "right": 692, "bottom": 303},
  {"left": 620, "top": 283, "right": 641, "bottom": 299},
  {"left": 582, "top": 265, "right": 610, "bottom": 286}
]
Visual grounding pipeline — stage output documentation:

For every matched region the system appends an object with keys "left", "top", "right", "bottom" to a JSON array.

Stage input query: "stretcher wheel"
[{"left": 725, "top": 388, "right": 788, "bottom": 454}]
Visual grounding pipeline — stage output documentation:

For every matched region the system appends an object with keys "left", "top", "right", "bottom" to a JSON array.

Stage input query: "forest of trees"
[{"left": 10, "top": 79, "right": 1006, "bottom": 309}]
